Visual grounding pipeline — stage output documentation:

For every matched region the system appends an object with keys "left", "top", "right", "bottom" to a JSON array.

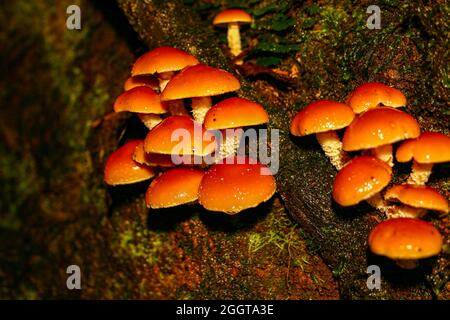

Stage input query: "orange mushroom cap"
[
  {"left": 342, "top": 107, "right": 420, "bottom": 152},
  {"left": 368, "top": 218, "right": 443, "bottom": 259},
  {"left": 203, "top": 97, "right": 268, "bottom": 129},
  {"left": 347, "top": 82, "right": 407, "bottom": 114},
  {"left": 332, "top": 156, "right": 392, "bottom": 206},
  {"left": 289, "top": 100, "right": 355, "bottom": 136},
  {"left": 396, "top": 132, "right": 450, "bottom": 164},
  {"left": 385, "top": 184, "right": 449, "bottom": 213},
  {"left": 198, "top": 156, "right": 276, "bottom": 214},
  {"left": 144, "top": 116, "right": 216, "bottom": 156},
  {"left": 213, "top": 9, "right": 252, "bottom": 25},
  {"left": 124, "top": 75, "right": 159, "bottom": 91},
  {"left": 132, "top": 46, "right": 199, "bottom": 76},
  {"left": 161, "top": 64, "right": 240, "bottom": 101},
  {"left": 104, "top": 140, "right": 156, "bottom": 186},
  {"left": 145, "top": 167, "right": 204, "bottom": 209},
  {"left": 114, "top": 86, "right": 168, "bottom": 114}
]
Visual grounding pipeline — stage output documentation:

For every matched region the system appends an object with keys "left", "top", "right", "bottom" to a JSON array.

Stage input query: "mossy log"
[{"left": 116, "top": 0, "right": 448, "bottom": 299}]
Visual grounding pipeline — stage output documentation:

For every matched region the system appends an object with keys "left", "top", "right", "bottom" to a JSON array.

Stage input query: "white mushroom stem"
[
  {"left": 158, "top": 71, "right": 174, "bottom": 91},
  {"left": 407, "top": 161, "right": 433, "bottom": 185},
  {"left": 215, "top": 129, "right": 243, "bottom": 163},
  {"left": 396, "top": 259, "right": 418, "bottom": 270},
  {"left": 227, "top": 23, "right": 242, "bottom": 58},
  {"left": 191, "top": 96, "right": 212, "bottom": 124},
  {"left": 168, "top": 100, "right": 189, "bottom": 116},
  {"left": 315, "top": 131, "right": 349, "bottom": 170},
  {"left": 366, "top": 193, "right": 394, "bottom": 216},
  {"left": 372, "top": 144, "right": 394, "bottom": 167},
  {"left": 138, "top": 113, "right": 162, "bottom": 130}
]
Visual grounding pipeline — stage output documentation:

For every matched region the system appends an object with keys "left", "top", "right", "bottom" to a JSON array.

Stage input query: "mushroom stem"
[
  {"left": 366, "top": 193, "right": 393, "bottom": 215},
  {"left": 168, "top": 100, "right": 189, "bottom": 116},
  {"left": 389, "top": 205, "right": 426, "bottom": 219},
  {"left": 191, "top": 96, "right": 212, "bottom": 123},
  {"left": 158, "top": 71, "right": 174, "bottom": 91},
  {"left": 138, "top": 113, "right": 162, "bottom": 130},
  {"left": 407, "top": 161, "right": 433, "bottom": 185},
  {"left": 215, "top": 129, "right": 243, "bottom": 163},
  {"left": 395, "top": 259, "right": 418, "bottom": 270},
  {"left": 227, "top": 23, "right": 242, "bottom": 57},
  {"left": 315, "top": 130, "right": 349, "bottom": 170},
  {"left": 372, "top": 144, "right": 393, "bottom": 167}
]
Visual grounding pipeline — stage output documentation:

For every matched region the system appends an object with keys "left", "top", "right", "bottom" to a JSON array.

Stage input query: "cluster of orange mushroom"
[
  {"left": 104, "top": 46, "right": 276, "bottom": 215},
  {"left": 290, "top": 82, "right": 450, "bottom": 268}
]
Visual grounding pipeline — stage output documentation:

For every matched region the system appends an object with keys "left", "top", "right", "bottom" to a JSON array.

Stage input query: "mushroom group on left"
[{"left": 105, "top": 44, "right": 276, "bottom": 218}]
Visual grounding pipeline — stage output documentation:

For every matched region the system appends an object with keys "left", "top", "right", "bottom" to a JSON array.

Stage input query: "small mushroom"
[
  {"left": 132, "top": 47, "right": 199, "bottom": 115},
  {"left": 396, "top": 132, "right": 450, "bottom": 185},
  {"left": 290, "top": 100, "right": 355, "bottom": 170},
  {"left": 342, "top": 107, "right": 420, "bottom": 167},
  {"left": 203, "top": 97, "right": 269, "bottom": 160},
  {"left": 145, "top": 167, "right": 204, "bottom": 209},
  {"left": 104, "top": 140, "right": 156, "bottom": 186},
  {"left": 144, "top": 115, "right": 216, "bottom": 165},
  {"left": 332, "top": 156, "right": 392, "bottom": 212},
  {"left": 161, "top": 64, "right": 241, "bottom": 123},
  {"left": 384, "top": 184, "right": 449, "bottom": 219},
  {"left": 198, "top": 156, "right": 276, "bottom": 214},
  {"left": 346, "top": 82, "right": 406, "bottom": 114},
  {"left": 368, "top": 218, "right": 443, "bottom": 269},
  {"left": 114, "top": 86, "right": 169, "bottom": 129},
  {"left": 213, "top": 9, "right": 252, "bottom": 64}
]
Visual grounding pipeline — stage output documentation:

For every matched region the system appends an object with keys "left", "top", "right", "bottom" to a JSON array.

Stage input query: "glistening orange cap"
[
  {"left": 114, "top": 86, "right": 168, "bottom": 114},
  {"left": 396, "top": 132, "right": 450, "bottom": 164},
  {"left": 368, "top": 218, "right": 443, "bottom": 259},
  {"left": 347, "top": 82, "right": 407, "bottom": 114},
  {"left": 203, "top": 97, "right": 268, "bottom": 129},
  {"left": 342, "top": 107, "right": 420, "bottom": 152},
  {"left": 198, "top": 156, "right": 276, "bottom": 214},
  {"left": 332, "top": 156, "right": 392, "bottom": 206},
  {"left": 104, "top": 140, "right": 156, "bottom": 186},
  {"left": 144, "top": 116, "right": 216, "bottom": 156},
  {"left": 385, "top": 184, "right": 449, "bottom": 213},
  {"left": 290, "top": 100, "right": 355, "bottom": 136},
  {"left": 145, "top": 168, "right": 204, "bottom": 209},
  {"left": 213, "top": 9, "right": 252, "bottom": 25},
  {"left": 161, "top": 64, "right": 240, "bottom": 101},
  {"left": 132, "top": 46, "right": 199, "bottom": 76}
]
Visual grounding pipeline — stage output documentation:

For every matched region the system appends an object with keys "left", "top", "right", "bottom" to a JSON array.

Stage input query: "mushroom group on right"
[{"left": 290, "top": 82, "right": 448, "bottom": 269}]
